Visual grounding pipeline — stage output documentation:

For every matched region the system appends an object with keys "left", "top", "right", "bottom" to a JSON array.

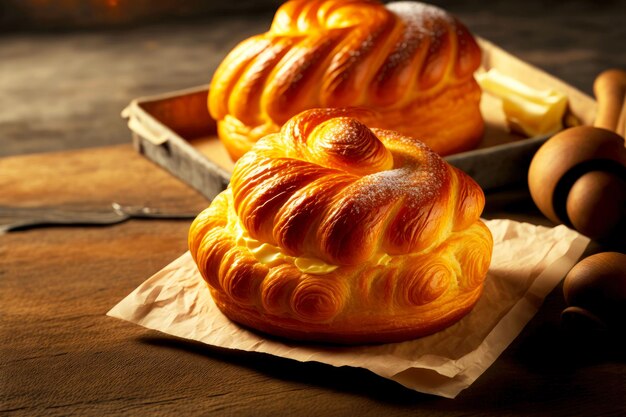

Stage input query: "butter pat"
[
  {"left": 247, "top": 241, "right": 286, "bottom": 266},
  {"left": 234, "top": 220, "right": 339, "bottom": 275},
  {"left": 233, "top": 219, "right": 392, "bottom": 275},
  {"left": 294, "top": 257, "right": 338, "bottom": 274},
  {"left": 477, "top": 68, "right": 568, "bottom": 137}
]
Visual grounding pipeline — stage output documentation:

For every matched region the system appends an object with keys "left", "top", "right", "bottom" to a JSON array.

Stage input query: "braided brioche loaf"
[
  {"left": 209, "top": 0, "right": 484, "bottom": 160},
  {"left": 189, "top": 108, "right": 492, "bottom": 344}
]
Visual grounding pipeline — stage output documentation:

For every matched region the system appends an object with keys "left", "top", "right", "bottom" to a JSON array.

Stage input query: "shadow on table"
[
  {"left": 135, "top": 302, "right": 625, "bottom": 413},
  {"left": 137, "top": 333, "right": 434, "bottom": 405}
]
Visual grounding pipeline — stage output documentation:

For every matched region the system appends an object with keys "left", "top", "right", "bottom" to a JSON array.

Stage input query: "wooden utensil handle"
[{"left": 593, "top": 69, "right": 626, "bottom": 136}]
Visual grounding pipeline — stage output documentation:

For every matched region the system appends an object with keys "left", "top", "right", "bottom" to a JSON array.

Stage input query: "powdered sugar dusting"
[
  {"left": 371, "top": 1, "right": 457, "bottom": 94},
  {"left": 387, "top": 2, "right": 452, "bottom": 30},
  {"left": 324, "top": 126, "right": 448, "bottom": 225}
]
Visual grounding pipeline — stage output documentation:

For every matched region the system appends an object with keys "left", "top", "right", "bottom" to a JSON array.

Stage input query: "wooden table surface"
[
  {"left": 1, "top": 1, "right": 625, "bottom": 416},
  {"left": 4, "top": 145, "right": 625, "bottom": 417}
]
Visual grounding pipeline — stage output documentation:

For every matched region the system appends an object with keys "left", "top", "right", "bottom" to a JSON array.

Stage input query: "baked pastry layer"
[
  {"left": 189, "top": 108, "right": 493, "bottom": 344},
  {"left": 209, "top": 0, "right": 484, "bottom": 160}
]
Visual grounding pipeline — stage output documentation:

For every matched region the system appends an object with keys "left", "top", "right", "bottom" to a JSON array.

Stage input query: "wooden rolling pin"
[{"left": 528, "top": 69, "right": 626, "bottom": 240}]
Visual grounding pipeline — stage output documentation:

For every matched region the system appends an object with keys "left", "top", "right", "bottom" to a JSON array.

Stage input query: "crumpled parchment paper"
[{"left": 108, "top": 219, "right": 588, "bottom": 398}]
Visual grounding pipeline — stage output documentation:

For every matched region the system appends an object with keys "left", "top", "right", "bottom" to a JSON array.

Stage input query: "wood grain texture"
[
  {"left": 1, "top": 146, "right": 625, "bottom": 416},
  {"left": 1, "top": 0, "right": 626, "bottom": 413}
]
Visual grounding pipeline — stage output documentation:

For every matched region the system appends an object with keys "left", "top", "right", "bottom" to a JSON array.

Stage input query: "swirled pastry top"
[
  {"left": 209, "top": 0, "right": 484, "bottom": 160},
  {"left": 189, "top": 108, "right": 493, "bottom": 344}
]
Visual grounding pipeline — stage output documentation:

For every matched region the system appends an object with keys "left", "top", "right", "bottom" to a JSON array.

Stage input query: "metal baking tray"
[{"left": 122, "top": 38, "right": 596, "bottom": 201}]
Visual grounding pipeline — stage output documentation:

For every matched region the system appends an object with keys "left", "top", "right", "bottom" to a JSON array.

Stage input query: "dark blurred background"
[
  {"left": 0, "top": 0, "right": 284, "bottom": 30},
  {"left": 1, "top": 0, "right": 625, "bottom": 156}
]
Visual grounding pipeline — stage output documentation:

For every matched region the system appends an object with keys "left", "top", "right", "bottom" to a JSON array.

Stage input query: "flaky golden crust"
[
  {"left": 209, "top": 0, "right": 483, "bottom": 160},
  {"left": 189, "top": 108, "right": 492, "bottom": 344}
]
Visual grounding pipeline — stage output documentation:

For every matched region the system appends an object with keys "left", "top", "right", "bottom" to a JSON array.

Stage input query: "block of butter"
[{"left": 477, "top": 68, "right": 568, "bottom": 137}]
